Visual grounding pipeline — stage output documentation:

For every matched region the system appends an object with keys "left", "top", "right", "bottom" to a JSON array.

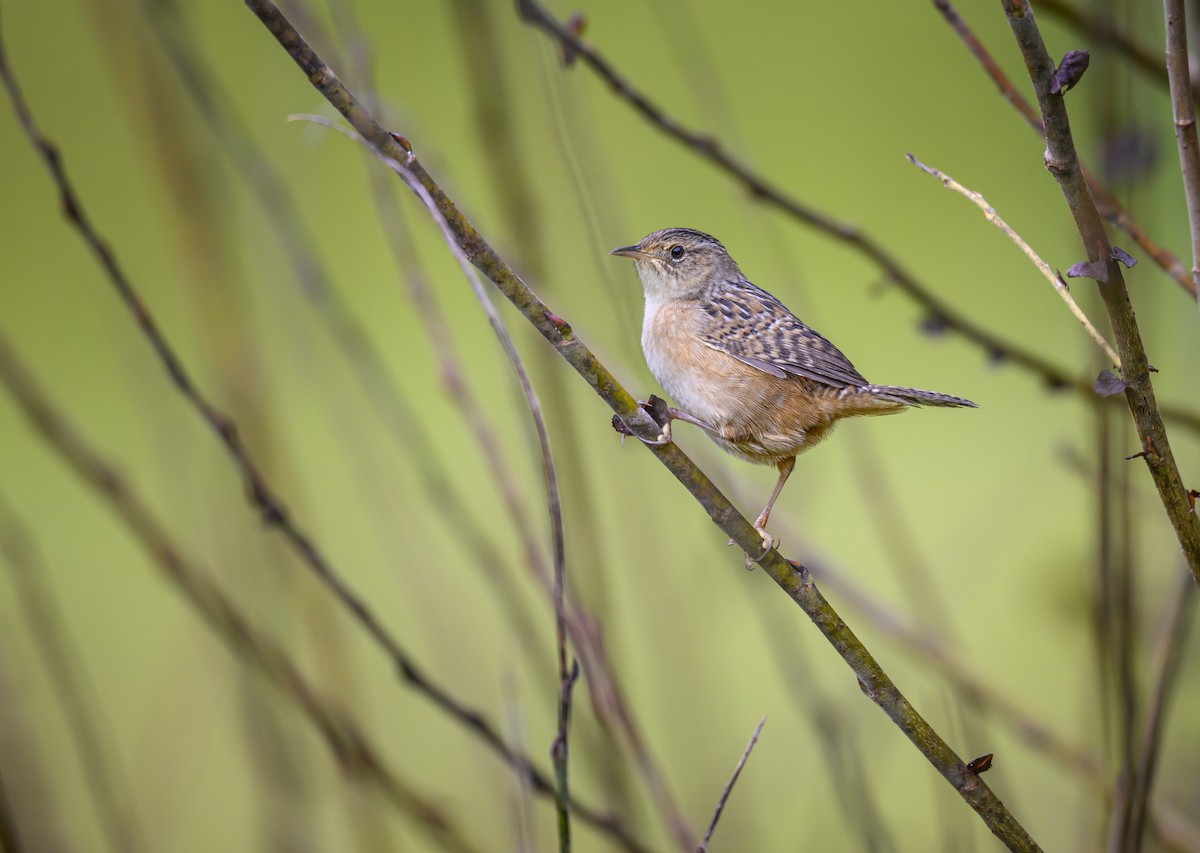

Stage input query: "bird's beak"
[{"left": 610, "top": 244, "right": 650, "bottom": 260}]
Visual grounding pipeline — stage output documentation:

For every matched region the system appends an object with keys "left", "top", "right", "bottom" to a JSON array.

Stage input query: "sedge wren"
[{"left": 611, "top": 227, "right": 976, "bottom": 557}]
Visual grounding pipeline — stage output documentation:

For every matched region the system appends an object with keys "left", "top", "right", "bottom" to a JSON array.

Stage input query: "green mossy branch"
[{"left": 242, "top": 1, "right": 1041, "bottom": 848}]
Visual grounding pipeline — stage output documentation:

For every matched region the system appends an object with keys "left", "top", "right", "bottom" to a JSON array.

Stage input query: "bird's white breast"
[{"left": 641, "top": 293, "right": 720, "bottom": 422}]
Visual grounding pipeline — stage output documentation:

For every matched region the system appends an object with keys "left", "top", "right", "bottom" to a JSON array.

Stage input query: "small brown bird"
[{"left": 611, "top": 227, "right": 976, "bottom": 557}]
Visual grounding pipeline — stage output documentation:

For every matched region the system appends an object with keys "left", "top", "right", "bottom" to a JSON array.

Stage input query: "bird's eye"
[{"left": 669, "top": 245, "right": 685, "bottom": 260}]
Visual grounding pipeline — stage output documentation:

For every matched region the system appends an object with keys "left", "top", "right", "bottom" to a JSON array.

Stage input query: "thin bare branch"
[
  {"left": 1162, "top": 0, "right": 1200, "bottom": 304},
  {"left": 242, "top": 3, "right": 1041, "bottom": 846},
  {"left": 0, "top": 27, "right": 646, "bottom": 853},
  {"left": 1001, "top": 0, "right": 1200, "bottom": 586},
  {"left": 0, "top": 333, "right": 477, "bottom": 853},
  {"left": 696, "top": 717, "right": 766, "bottom": 853},
  {"left": 908, "top": 154, "right": 1121, "bottom": 367}
]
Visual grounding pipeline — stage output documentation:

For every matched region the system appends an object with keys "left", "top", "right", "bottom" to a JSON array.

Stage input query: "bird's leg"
[
  {"left": 727, "top": 456, "right": 795, "bottom": 569},
  {"left": 752, "top": 457, "right": 797, "bottom": 560},
  {"left": 634, "top": 397, "right": 721, "bottom": 446}
]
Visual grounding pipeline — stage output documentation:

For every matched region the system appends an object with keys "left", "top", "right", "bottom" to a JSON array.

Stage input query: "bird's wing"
[{"left": 697, "top": 280, "right": 869, "bottom": 389}]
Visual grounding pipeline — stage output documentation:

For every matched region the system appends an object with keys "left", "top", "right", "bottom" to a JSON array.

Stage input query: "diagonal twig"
[
  {"left": 241, "top": 2, "right": 1042, "bottom": 847},
  {"left": 391, "top": 119, "right": 698, "bottom": 853},
  {"left": 907, "top": 154, "right": 1121, "bottom": 367},
  {"left": 696, "top": 717, "right": 766, "bottom": 853}
]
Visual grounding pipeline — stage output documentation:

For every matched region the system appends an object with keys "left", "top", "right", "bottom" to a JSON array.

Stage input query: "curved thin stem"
[{"left": 908, "top": 154, "right": 1121, "bottom": 368}]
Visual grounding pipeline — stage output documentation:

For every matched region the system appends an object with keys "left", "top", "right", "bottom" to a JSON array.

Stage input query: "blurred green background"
[{"left": 1, "top": 0, "right": 1198, "bottom": 850}]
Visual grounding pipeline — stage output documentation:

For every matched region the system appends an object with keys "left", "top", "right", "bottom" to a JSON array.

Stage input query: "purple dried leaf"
[
  {"left": 1050, "top": 50, "right": 1090, "bottom": 94},
  {"left": 1094, "top": 369, "right": 1127, "bottom": 397},
  {"left": 1066, "top": 260, "right": 1108, "bottom": 282},
  {"left": 1109, "top": 246, "right": 1137, "bottom": 268}
]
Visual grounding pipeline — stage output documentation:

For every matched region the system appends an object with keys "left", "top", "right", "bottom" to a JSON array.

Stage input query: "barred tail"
[{"left": 859, "top": 384, "right": 977, "bottom": 408}]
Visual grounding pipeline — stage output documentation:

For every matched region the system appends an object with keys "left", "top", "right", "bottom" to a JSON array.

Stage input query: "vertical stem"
[{"left": 1163, "top": 0, "right": 1200, "bottom": 305}]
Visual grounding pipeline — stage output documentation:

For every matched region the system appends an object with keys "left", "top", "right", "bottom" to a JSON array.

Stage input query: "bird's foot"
[
  {"left": 636, "top": 396, "right": 674, "bottom": 445},
  {"left": 612, "top": 396, "right": 674, "bottom": 445},
  {"left": 636, "top": 402, "right": 673, "bottom": 445}
]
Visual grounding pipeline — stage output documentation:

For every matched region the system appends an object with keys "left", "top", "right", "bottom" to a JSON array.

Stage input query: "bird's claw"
[
  {"left": 754, "top": 528, "right": 776, "bottom": 557},
  {"left": 728, "top": 527, "right": 777, "bottom": 571}
]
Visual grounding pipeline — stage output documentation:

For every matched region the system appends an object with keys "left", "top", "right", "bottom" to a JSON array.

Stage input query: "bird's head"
[{"left": 610, "top": 228, "right": 739, "bottom": 299}]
